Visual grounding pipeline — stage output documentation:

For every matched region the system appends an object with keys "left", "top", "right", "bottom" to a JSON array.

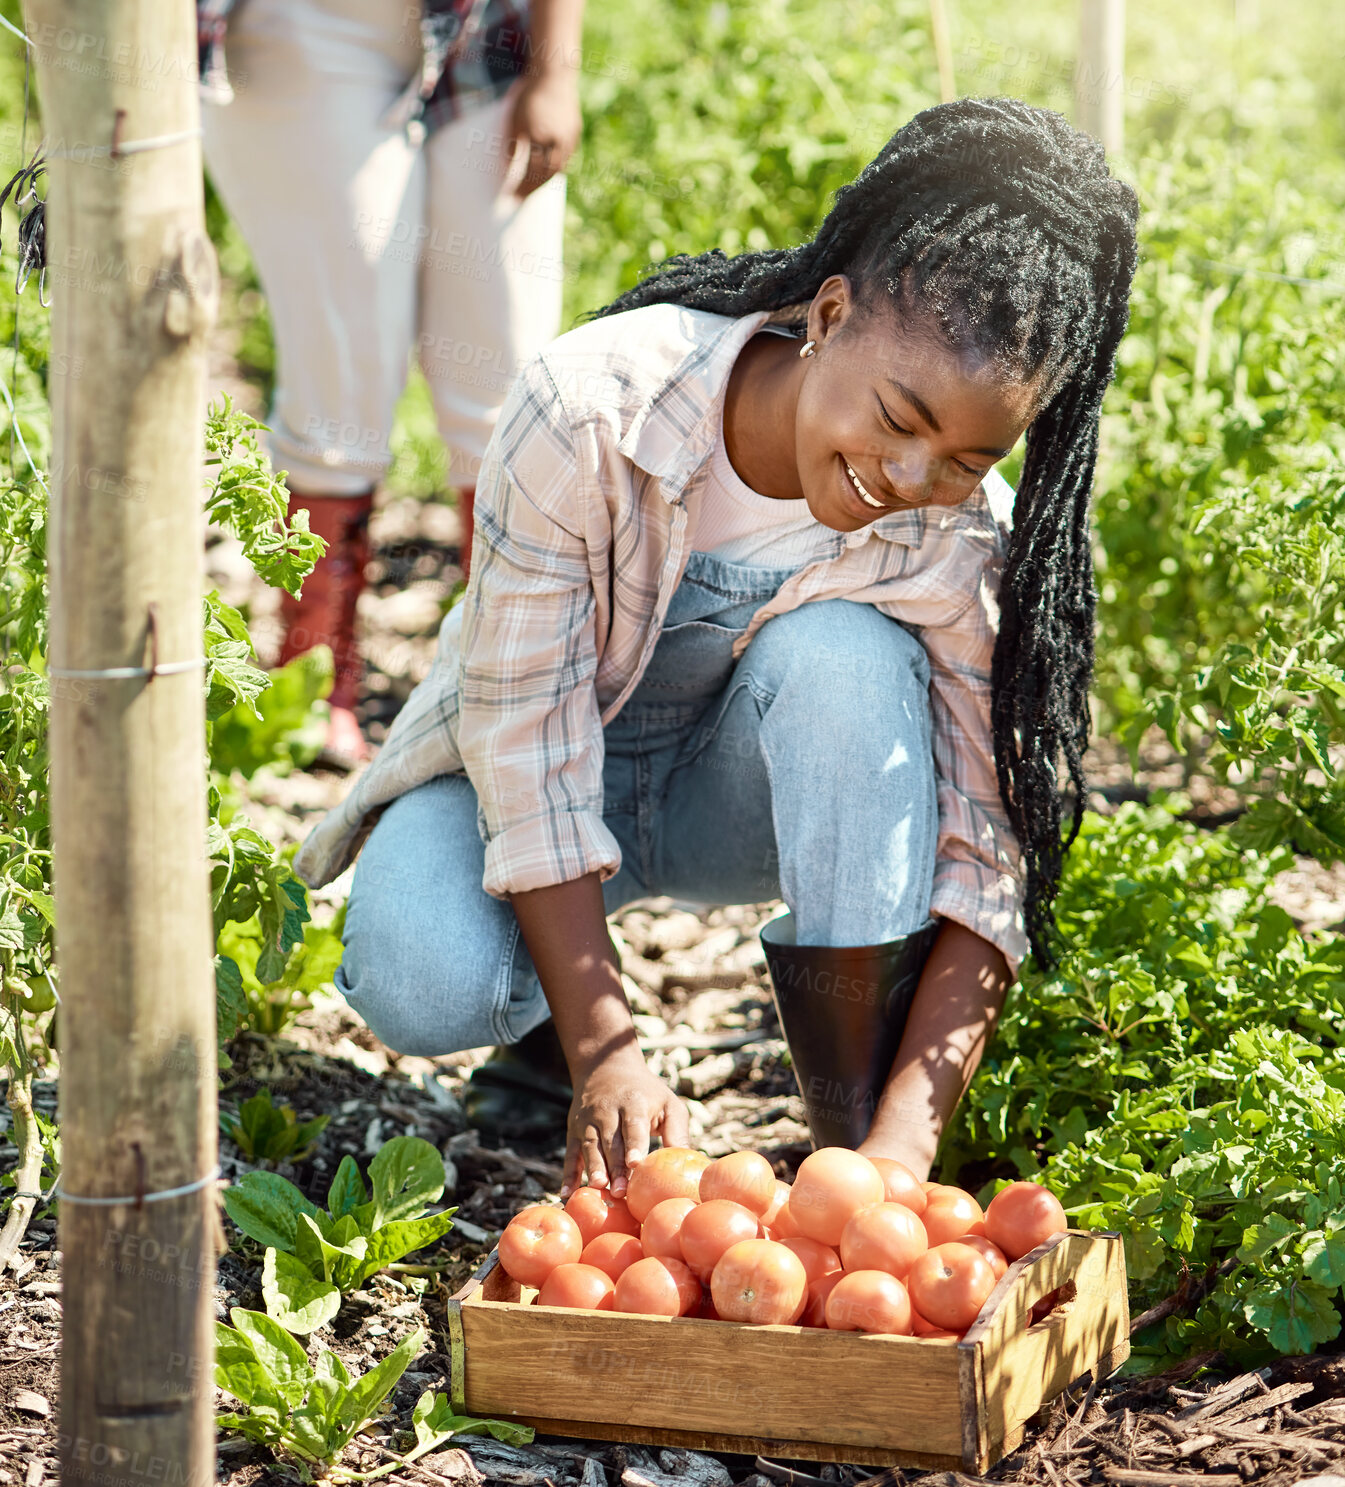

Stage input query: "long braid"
[{"left": 592, "top": 98, "right": 1138, "bottom": 965}]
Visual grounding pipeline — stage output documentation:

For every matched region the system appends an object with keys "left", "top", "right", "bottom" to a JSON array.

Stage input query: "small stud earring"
[{"left": 799, "top": 340, "right": 816, "bottom": 358}]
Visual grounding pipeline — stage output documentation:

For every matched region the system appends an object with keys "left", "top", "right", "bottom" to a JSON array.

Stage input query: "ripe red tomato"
[
  {"left": 498, "top": 1205, "right": 583, "bottom": 1288},
  {"left": 579, "top": 1231, "right": 645, "bottom": 1282},
  {"left": 952, "top": 1233, "right": 1008, "bottom": 1281},
  {"left": 801, "top": 1269, "right": 844, "bottom": 1328},
  {"left": 564, "top": 1188, "right": 640, "bottom": 1247},
  {"left": 789, "top": 1148, "right": 885, "bottom": 1247},
  {"left": 699, "top": 1151, "right": 777, "bottom": 1217},
  {"left": 613, "top": 1255, "right": 701, "bottom": 1317},
  {"left": 911, "top": 1308, "right": 961, "bottom": 1339},
  {"left": 921, "top": 1192, "right": 984, "bottom": 1246},
  {"left": 839, "top": 1202, "right": 928, "bottom": 1279},
  {"left": 779, "top": 1236, "right": 842, "bottom": 1284},
  {"left": 769, "top": 1200, "right": 804, "bottom": 1240},
  {"left": 536, "top": 1262, "right": 616, "bottom": 1311},
  {"left": 868, "top": 1157, "right": 927, "bottom": 1215},
  {"left": 760, "top": 1180, "right": 792, "bottom": 1235},
  {"left": 625, "top": 1147, "right": 710, "bottom": 1223},
  {"left": 678, "top": 1199, "right": 762, "bottom": 1282},
  {"left": 824, "top": 1270, "right": 913, "bottom": 1335},
  {"left": 640, "top": 1196, "right": 698, "bottom": 1261},
  {"left": 907, "top": 1243, "right": 997, "bottom": 1332},
  {"left": 984, "top": 1181, "right": 1068, "bottom": 1261},
  {"left": 710, "top": 1239, "right": 808, "bottom": 1325}
]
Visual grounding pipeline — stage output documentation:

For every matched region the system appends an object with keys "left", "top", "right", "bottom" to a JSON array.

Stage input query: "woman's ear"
[{"left": 806, "top": 274, "right": 856, "bottom": 350}]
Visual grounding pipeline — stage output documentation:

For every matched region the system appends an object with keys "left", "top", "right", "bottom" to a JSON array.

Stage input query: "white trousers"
[{"left": 202, "top": 0, "right": 566, "bottom": 495}]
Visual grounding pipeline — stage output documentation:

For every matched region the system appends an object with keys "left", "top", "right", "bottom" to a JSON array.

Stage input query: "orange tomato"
[
  {"left": 769, "top": 1200, "right": 804, "bottom": 1240},
  {"left": 868, "top": 1157, "right": 927, "bottom": 1215},
  {"left": 760, "top": 1180, "right": 792, "bottom": 1235},
  {"left": 613, "top": 1255, "right": 701, "bottom": 1317},
  {"left": 779, "top": 1236, "right": 842, "bottom": 1284},
  {"left": 579, "top": 1231, "right": 645, "bottom": 1282},
  {"left": 625, "top": 1147, "right": 710, "bottom": 1223},
  {"left": 952, "top": 1233, "right": 1008, "bottom": 1281},
  {"left": 984, "top": 1181, "right": 1068, "bottom": 1261},
  {"left": 839, "top": 1201, "right": 929, "bottom": 1279},
  {"left": 564, "top": 1188, "right": 640, "bottom": 1247},
  {"left": 498, "top": 1205, "right": 583, "bottom": 1288},
  {"left": 824, "top": 1270, "right": 914, "bottom": 1335},
  {"left": 801, "top": 1269, "right": 845, "bottom": 1328},
  {"left": 678, "top": 1199, "right": 763, "bottom": 1282},
  {"left": 789, "top": 1148, "right": 885, "bottom": 1247},
  {"left": 640, "top": 1196, "right": 698, "bottom": 1260},
  {"left": 907, "top": 1243, "right": 997, "bottom": 1332},
  {"left": 710, "top": 1239, "right": 808, "bottom": 1326},
  {"left": 536, "top": 1262, "right": 616, "bottom": 1311},
  {"left": 911, "top": 1308, "right": 961, "bottom": 1339},
  {"left": 921, "top": 1192, "right": 984, "bottom": 1246},
  {"left": 699, "top": 1151, "right": 777, "bottom": 1217}
]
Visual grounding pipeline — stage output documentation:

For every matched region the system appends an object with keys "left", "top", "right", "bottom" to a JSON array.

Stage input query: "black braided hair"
[{"left": 590, "top": 97, "right": 1139, "bottom": 966}]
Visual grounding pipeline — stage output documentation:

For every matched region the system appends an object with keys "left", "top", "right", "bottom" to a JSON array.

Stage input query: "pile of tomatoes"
[{"left": 497, "top": 1147, "right": 1067, "bottom": 1337}]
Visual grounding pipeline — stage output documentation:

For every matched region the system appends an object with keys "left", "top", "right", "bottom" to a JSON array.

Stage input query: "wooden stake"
[
  {"left": 1076, "top": 0, "right": 1125, "bottom": 156},
  {"left": 24, "top": 1, "right": 220, "bottom": 1483},
  {"left": 928, "top": 0, "right": 956, "bottom": 103}
]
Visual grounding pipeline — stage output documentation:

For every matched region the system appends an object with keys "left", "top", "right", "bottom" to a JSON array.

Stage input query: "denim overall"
[{"left": 336, "top": 550, "right": 942, "bottom": 1054}]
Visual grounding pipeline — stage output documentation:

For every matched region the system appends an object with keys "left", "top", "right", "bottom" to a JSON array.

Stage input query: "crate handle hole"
[{"left": 1026, "top": 1279, "right": 1077, "bottom": 1329}]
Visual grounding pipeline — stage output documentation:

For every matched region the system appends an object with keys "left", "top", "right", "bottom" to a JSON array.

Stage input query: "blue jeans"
[{"left": 336, "top": 551, "right": 939, "bottom": 1056}]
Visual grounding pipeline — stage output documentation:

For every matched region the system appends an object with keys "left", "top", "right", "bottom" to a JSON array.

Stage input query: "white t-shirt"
[{"left": 688, "top": 406, "right": 836, "bottom": 569}]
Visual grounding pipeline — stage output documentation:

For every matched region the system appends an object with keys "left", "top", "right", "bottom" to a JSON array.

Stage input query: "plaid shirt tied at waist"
[{"left": 294, "top": 304, "right": 1031, "bottom": 972}]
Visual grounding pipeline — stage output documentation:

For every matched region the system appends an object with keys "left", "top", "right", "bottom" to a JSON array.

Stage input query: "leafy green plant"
[
  {"left": 221, "top": 1087, "right": 330, "bottom": 1165},
  {"left": 211, "top": 649, "right": 333, "bottom": 780},
  {"left": 223, "top": 1136, "right": 456, "bottom": 1333},
  {"left": 216, "top": 1308, "right": 530, "bottom": 1481},
  {"left": 945, "top": 800, "right": 1345, "bottom": 1369}
]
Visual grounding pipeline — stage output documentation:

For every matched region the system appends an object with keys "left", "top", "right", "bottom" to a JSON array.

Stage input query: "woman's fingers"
[
  {"left": 619, "top": 1105, "right": 652, "bottom": 1174},
  {"left": 659, "top": 1091, "right": 692, "bottom": 1151},
  {"left": 580, "top": 1123, "right": 609, "bottom": 1190}
]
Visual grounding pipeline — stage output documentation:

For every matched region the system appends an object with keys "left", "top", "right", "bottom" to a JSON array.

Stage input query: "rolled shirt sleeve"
[
  {"left": 455, "top": 357, "right": 623, "bottom": 898},
  {"left": 918, "top": 566, "right": 1029, "bottom": 975}
]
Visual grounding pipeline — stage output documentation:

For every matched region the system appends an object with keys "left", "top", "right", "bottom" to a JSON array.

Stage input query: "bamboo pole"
[
  {"left": 928, "top": 0, "right": 956, "bottom": 103},
  {"left": 24, "top": 1, "right": 220, "bottom": 1483},
  {"left": 1075, "top": 0, "right": 1125, "bottom": 156}
]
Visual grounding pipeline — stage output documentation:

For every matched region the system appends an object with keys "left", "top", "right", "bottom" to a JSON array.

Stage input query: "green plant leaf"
[
  {"left": 223, "top": 1170, "right": 321, "bottom": 1251},
  {"left": 407, "top": 1389, "right": 536, "bottom": 1459},
  {"left": 368, "top": 1136, "right": 445, "bottom": 1226},
  {"left": 1243, "top": 1278, "right": 1342, "bottom": 1356},
  {"left": 262, "top": 1246, "right": 340, "bottom": 1335},
  {"left": 214, "top": 1321, "right": 284, "bottom": 1413},
  {"left": 326, "top": 1154, "right": 368, "bottom": 1222},
  {"left": 353, "top": 1211, "right": 456, "bottom": 1287},
  {"left": 336, "top": 1325, "right": 425, "bottom": 1439},
  {"left": 228, "top": 1307, "right": 313, "bottom": 1409},
  {"left": 1303, "top": 1229, "right": 1345, "bottom": 1288}
]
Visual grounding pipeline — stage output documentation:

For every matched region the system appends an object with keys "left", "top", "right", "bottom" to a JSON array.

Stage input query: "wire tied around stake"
[
  {"left": 54, "top": 1164, "right": 222, "bottom": 1211},
  {"left": 48, "top": 603, "right": 206, "bottom": 683}
]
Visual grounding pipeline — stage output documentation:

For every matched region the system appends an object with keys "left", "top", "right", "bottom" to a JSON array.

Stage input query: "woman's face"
[{"left": 794, "top": 276, "right": 1040, "bottom": 531}]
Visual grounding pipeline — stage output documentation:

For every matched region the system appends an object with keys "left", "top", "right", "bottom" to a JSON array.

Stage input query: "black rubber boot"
[
  {"left": 760, "top": 914, "right": 940, "bottom": 1148},
  {"left": 463, "top": 1018, "right": 573, "bottom": 1143}
]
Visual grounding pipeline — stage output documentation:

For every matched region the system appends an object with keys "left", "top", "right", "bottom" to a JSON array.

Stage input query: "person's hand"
[
  {"left": 561, "top": 1049, "right": 689, "bottom": 1200},
  {"left": 503, "top": 68, "right": 581, "bottom": 198}
]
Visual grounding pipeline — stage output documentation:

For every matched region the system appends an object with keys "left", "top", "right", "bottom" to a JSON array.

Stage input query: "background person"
[{"left": 199, "top": 0, "right": 584, "bottom": 765}]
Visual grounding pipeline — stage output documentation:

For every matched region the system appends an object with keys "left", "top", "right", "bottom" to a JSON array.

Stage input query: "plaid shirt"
[
  {"left": 294, "top": 305, "right": 1030, "bottom": 972},
  {"left": 197, "top": 0, "right": 531, "bottom": 132}
]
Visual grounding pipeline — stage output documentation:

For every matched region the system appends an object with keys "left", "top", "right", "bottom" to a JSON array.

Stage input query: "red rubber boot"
[{"left": 278, "top": 491, "right": 374, "bottom": 769}]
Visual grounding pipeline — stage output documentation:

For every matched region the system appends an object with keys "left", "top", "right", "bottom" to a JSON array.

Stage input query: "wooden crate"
[{"left": 445, "top": 1229, "right": 1129, "bottom": 1472}]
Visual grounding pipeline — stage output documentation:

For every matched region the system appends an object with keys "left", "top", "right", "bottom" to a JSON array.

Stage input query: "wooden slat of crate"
[
  {"left": 448, "top": 1229, "right": 1128, "bottom": 1472},
  {"left": 962, "top": 1230, "right": 1131, "bottom": 1466}
]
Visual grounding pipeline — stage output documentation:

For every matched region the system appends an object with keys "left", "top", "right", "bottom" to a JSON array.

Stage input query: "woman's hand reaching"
[{"left": 562, "top": 1048, "right": 689, "bottom": 1199}]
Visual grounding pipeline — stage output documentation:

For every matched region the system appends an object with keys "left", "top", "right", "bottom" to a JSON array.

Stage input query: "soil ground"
[{"left": 4, "top": 318, "right": 1345, "bottom": 1487}]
